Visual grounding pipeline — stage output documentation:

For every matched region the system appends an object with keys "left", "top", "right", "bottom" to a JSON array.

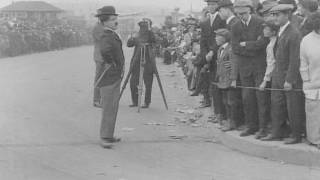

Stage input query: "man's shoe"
[
  {"left": 141, "top": 104, "right": 150, "bottom": 109},
  {"left": 199, "top": 103, "right": 210, "bottom": 108},
  {"left": 103, "top": 137, "right": 121, "bottom": 143},
  {"left": 129, "top": 104, "right": 138, "bottom": 107},
  {"left": 222, "top": 126, "right": 235, "bottom": 132},
  {"left": 190, "top": 91, "right": 200, "bottom": 96},
  {"left": 100, "top": 140, "right": 113, "bottom": 149},
  {"left": 240, "top": 129, "right": 257, "bottom": 137},
  {"left": 261, "top": 135, "right": 282, "bottom": 141},
  {"left": 255, "top": 130, "right": 268, "bottom": 139},
  {"left": 93, "top": 101, "right": 102, "bottom": 108},
  {"left": 284, "top": 138, "right": 301, "bottom": 145}
]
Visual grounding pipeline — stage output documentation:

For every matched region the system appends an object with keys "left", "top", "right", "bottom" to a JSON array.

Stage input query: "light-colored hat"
[{"left": 269, "top": 4, "right": 294, "bottom": 13}]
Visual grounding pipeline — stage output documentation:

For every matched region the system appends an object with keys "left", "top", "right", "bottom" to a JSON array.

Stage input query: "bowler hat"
[
  {"left": 270, "top": 4, "right": 294, "bottom": 13},
  {"left": 204, "top": 0, "right": 220, "bottom": 2},
  {"left": 259, "top": 0, "right": 278, "bottom": 14},
  {"left": 217, "top": 0, "right": 234, "bottom": 10},
  {"left": 95, "top": 6, "right": 118, "bottom": 17}
]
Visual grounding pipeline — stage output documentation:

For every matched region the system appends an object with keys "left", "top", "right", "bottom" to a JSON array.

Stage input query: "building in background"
[{"left": 0, "top": 1, "right": 63, "bottom": 21}]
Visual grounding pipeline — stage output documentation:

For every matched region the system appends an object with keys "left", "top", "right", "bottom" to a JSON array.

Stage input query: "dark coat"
[
  {"left": 127, "top": 30, "right": 156, "bottom": 75},
  {"left": 299, "top": 17, "right": 313, "bottom": 37},
  {"left": 216, "top": 43, "right": 233, "bottom": 89},
  {"left": 226, "top": 16, "right": 239, "bottom": 31},
  {"left": 98, "top": 29, "right": 125, "bottom": 87},
  {"left": 272, "top": 23, "right": 302, "bottom": 87},
  {"left": 199, "top": 14, "right": 226, "bottom": 68},
  {"left": 231, "top": 15, "right": 268, "bottom": 73},
  {"left": 92, "top": 23, "right": 104, "bottom": 63}
]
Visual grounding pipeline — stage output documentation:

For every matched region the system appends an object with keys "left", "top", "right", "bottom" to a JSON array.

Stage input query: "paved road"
[{"left": 0, "top": 46, "right": 319, "bottom": 180}]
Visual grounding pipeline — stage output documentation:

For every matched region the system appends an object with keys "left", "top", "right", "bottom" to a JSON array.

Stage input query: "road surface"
[{"left": 0, "top": 46, "right": 319, "bottom": 180}]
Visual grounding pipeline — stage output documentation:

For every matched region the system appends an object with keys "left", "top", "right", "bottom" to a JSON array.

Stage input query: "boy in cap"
[
  {"left": 261, "top": 4, "right": 305, "bottom": 144},
  {"left": 215, "top": 28, "right": 243, "bottom": 131}
]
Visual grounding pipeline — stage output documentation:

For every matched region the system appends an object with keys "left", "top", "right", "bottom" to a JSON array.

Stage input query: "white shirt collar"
[
  {"left": 226, "top": 15, "right": 236, "bottom": 25},
  {"left": 221, "top": 42, "right": 229, "bottom": 49},
  {"left": 210, "top": 12, "right": 219, "bottom": 26},
  {"left": 278, "top": 21, "right": 290, "bottom": 37},
  {"left": 242, "top": 15, "right": 251, "bottom": 26},
  {"left": 104, "top": 26, "right": 121, "bottom": 39}
]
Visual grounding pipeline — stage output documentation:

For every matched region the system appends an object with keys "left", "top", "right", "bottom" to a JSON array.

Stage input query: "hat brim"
[
  {"left": 234, "top": 6, "right": 252, "bottom": 13},
  {"left": 95, "top": 13, "right": 119, "bottom": 17}
]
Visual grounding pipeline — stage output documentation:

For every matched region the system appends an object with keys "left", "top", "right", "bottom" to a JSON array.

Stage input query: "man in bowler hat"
[{"left": 95, "top": 6, "right": 125, "bottom": 148}]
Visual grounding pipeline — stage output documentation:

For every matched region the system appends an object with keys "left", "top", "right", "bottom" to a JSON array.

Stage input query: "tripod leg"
[
  {"left": 152, "top": 58, "right": 169, "bottom": 110},
  {"left": 137, "top": 46, "right": 145, "bottom": 113}
]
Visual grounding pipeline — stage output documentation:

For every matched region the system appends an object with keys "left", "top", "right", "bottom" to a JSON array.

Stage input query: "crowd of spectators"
[{"left": 0, "top": 19, "right": 92, "bottom": 58}]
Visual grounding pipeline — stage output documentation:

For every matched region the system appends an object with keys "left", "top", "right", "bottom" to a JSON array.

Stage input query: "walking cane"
[{"left": 94, "top": 64, "right": 111, "bottom": 88}]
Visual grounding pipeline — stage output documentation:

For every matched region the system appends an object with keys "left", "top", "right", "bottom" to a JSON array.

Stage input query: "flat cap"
[
  {"left": 299, "top": 0, "right": 319, "bottom": 12},
  {"left": 234, "top": 0, "right": 254, "bottom": 8},
  {"left": 215, "top": 28, "right": 231, "bottom": 40},
  {"left": 217, "top": 0, "right": 233, "bottom": 10},
  {"left": 269, "top": 4, "right": 294, "bottom": 13},
  {"left": 259, "top": 0, "right": 278, "bottom": 14}
]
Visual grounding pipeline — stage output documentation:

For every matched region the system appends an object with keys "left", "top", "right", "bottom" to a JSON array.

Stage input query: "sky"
[{"left": 1, "top": 0, "right": 207, "bottom": 11}]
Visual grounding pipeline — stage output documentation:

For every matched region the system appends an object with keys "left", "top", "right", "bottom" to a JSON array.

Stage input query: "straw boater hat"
[{"left": 95, "top": 6, "right": 118, "bottom": 17}]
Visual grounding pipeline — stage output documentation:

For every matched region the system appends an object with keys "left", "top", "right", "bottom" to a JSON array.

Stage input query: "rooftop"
[{"left": 1, "top": 1, "right": 63, "bottom": 12}]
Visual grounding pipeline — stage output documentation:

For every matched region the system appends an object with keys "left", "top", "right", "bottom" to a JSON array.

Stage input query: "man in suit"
[
  {"left": 231, "top": 0, "right": 270, "bottom": 137},
  {"left": 127, "top": 19, "right": 156, "bottom": 109},
  {"left": 262, "top": 4, "right": 305, "bottom": 144},
  {"left": 218, "top": 0, "right": 239, "bottom": 30},
  {"left": 197, "top": 0, "right": 226, "bottom": 123},
  {"left": 95, "top": 6, "right": 125, "bottom": 148}
]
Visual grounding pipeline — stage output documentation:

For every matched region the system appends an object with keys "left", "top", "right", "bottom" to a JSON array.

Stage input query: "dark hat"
[
  {"left": 138, "top": 18, "right": 152, "bottom": 27},
  {"left": 299, "top": 0, "right": 319, "bottom": 12},
  {"left": 270, "top": 4, "right": 294, "bottom": 13},
  {"left": 204, "top": 0, "right": 220, "bottom": 3},
  {"left": 259, "top": 0, "right": 278, "bottom": 14},
  {"left": 215, "top": 28, "right": 231, "bottom": 41},
  {"left": 186, "top": 17, "right": 198, "bottom": 26},
  {"left": 217, "top": 0, "right": 234, "bottom": 10},
  {"left": 95, "top": 6, "right": 118, "bottom": 17}
]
